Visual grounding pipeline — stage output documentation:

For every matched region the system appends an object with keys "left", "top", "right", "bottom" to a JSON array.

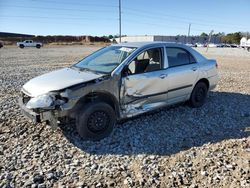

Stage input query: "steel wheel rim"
[{"left": 87, "top": 111, "right": 110, "bottom": 133}]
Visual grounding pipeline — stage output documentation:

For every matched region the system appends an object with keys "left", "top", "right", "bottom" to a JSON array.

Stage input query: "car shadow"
[{"left": 60, "top": 91, "right": 250, "bottom": 156}]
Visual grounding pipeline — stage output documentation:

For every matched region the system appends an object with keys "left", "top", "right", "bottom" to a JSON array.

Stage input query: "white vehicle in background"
[
  {"left": 185, "top": 43, "right": 197, "bottom": 47},
  {"left": 17, "top": 40, "right": 43, "bottom": 49},
  {"left": 240, "top": 37, "right": 250, "bottom": 52},
  {"left": 208, "top": 43, "right": 217, "bottom": 48},
  {"left": 196, "top": 43, "right": 204, "bottom": 47}
]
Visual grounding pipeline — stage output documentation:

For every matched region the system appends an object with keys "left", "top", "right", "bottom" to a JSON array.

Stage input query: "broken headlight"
[{"left": 26, "top": 94, "right": 55, "bottom": 109}]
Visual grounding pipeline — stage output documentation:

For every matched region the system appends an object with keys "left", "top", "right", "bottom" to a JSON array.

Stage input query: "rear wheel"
[
  {"left": 189, "top": 82, "right": 208, "bottom": 108},
  {"left": 76, "top": 102, "right": 116, "bottom": 140}
]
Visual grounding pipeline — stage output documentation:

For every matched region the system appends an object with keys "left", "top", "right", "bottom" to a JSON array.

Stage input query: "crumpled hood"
[{"left": 23, "top": 67, "right": 104, "bottom": 97}]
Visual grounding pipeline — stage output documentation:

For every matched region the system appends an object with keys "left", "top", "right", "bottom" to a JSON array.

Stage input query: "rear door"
[
  {"left": 165, "top": 47, "right": 199, "bottom": 104},
  {"left": 120, "top": 47, "right": 169, "bottom": 114}
]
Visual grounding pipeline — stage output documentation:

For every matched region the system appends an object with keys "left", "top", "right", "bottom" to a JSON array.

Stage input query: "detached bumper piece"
[{"left": 18, "top": 98, "right": 41, "bottom": 123}]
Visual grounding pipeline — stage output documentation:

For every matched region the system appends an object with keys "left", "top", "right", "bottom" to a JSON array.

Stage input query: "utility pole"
[
  {"left": 119, "top": 0, "right": 121, "bottom": 43},
  {"left": 187, "top": 23, "right": 191, "bottom": 44},
  {"left": 206, "top": 30, "right": 214, "bottom": 52}
]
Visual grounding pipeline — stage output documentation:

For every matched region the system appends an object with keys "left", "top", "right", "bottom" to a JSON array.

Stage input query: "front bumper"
[
  {"left": 18, "top": 97, "right": 67, "bottom": 129},
  {"left": 18, "top": 98, "right": 41, "bottom": 123}
]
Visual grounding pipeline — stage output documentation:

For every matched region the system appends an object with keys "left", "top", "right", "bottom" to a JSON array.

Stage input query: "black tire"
[
  {"left": 189, "top": 82, "right": 208, "bottom": 108},
  {"left": 76, "top": 102, "right": 116, "bottom": 140},
  {"left": 19, "top": 45, "right": 24, "bottom": 48},
  {"left": 36, "top": 44, "right": 41, "bottom": 49}
]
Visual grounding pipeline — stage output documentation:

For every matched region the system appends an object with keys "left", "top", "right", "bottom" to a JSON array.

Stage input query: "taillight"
[{"left": 215, "top": 63, "right": 218, "bottom": 69}]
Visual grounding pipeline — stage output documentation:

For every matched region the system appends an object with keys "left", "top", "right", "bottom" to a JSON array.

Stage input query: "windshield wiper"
[
  {"left": 79, "top": 67, "right": 92, "bottom": 72},
  {"left": 73, "top": 66, "right": 105, "bottom": 75}
]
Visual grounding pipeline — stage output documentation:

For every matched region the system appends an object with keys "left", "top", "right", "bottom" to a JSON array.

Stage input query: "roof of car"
[
  {"left": 112, "top": 41, "right": 185, "bottom": 48},
  {"left": 113, "top": 41, "right": 207, "bottom": 62}
]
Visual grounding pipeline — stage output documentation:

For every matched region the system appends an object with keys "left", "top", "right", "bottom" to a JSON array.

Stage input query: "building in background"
[{"left": 115, "top": 35, "right": 222, "bottom": 44}]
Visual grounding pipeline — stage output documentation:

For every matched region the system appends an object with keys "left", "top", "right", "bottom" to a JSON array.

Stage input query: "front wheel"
[
  {"left": 189, "top": 82, "right": 208, "bottom": 108},
  {"left": 19, "top": 45, "right": 24, "bottom": 48},
  {"left": 36, "top": 44, "right": 41, "bottom": 49},
  {"left": 76, "top": 102, "right": 116, "bottom": 140}
]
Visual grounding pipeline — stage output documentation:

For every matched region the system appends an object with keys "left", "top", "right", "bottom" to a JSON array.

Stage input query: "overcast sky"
[{"left": 0, "top": 0, "right": 249, "bottom": 36}]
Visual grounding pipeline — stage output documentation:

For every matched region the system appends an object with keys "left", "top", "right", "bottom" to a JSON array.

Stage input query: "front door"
[{"left": 120, "top": 47, "right": 168, "bottom": 116}]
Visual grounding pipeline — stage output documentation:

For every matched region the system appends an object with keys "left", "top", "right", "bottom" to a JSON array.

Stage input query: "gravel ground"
[{"left": 0, "top": 46, "right": 249, "bottom": 188}]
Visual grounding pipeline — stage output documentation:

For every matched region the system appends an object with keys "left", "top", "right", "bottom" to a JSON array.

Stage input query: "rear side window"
[{"left": 166, "top": 47, "right": 196, "bottom": 67}]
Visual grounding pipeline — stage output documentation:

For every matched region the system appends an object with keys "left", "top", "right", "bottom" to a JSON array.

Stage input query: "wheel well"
[
  {"left": 73, "top": 92, "right": 120, "bottom": 118},
  {"left": 196, "top": 78, "right": 209, "bottom": 89}
]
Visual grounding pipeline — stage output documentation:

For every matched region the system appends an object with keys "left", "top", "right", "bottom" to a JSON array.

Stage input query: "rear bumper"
[{"left": 18, "top": 98, "right": 41, "bottom": 123}]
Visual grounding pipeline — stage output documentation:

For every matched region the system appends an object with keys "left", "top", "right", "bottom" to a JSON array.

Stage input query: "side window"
[
  {"left": 25, "top": 41, "right": 29, "bottom": 43},
  {"left": 166, "top": 47, "right": 196, "bottom": 68},
  {"left": 127, "top": 48, "right": 163, "bottom": 75}
]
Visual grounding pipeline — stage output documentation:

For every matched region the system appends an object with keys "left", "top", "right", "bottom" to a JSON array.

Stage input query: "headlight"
[{"left": 26, "top": 94, "right": 55, "bottom": 109}]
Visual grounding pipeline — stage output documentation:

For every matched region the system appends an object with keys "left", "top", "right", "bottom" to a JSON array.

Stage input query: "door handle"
[
  {"left": 159, "top": 74, "right": 168, "bottom": 79},
  {"left": 191, "top": 67, "right": 197, "bottom": 71}
]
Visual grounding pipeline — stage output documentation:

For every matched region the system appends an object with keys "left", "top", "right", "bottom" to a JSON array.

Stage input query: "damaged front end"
[
  {"left": 18, "top": 88, "right": 68, "bottom": 128},
  {"left": 18, "top": 74, "right": 119, "bottom": 128}
]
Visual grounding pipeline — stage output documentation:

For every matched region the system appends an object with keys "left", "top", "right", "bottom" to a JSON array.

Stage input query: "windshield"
[{"left": 74, "top": 46, "right": 136, "bottom": 73}]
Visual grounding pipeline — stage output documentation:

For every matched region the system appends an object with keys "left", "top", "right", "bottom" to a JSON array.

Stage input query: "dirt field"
[{"left": 0, "top": 46, "right": 249, "bottom": 187}]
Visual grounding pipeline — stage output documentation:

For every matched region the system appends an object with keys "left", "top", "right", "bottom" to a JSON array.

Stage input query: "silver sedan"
[{"left": 19, "top": 42, "right": 219, "bottom": 140}]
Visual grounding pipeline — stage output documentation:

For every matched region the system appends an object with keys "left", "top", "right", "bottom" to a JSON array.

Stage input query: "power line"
[
  {"left": 2, "top": 2, "right": 248, "bottom": 35},
  {"left": 123, "top": 7, "right": 235, "bottom": 26},
  {"left": 41, "top": 0, "right": 118, "bottom": 8},
  {"left": 0, "top": 15, "right": 117, "bottom": 21},
  {"left": 3, "top": 4, "right": 248, "bottom": 31},
  {"left": 1, "top": 14, "right": 211, "bottom": 33},
  {"left": 8, "top": 0, "right": 118, "bottom": 8},
  {"left": 123, "top": 8, "right": 249, "bottom": 31},
  {"left": 2, "top": 5, "right": 116, "bottom": 13},
  {"left": 123, "top": 19, "right": 211, "bottom": 33}
]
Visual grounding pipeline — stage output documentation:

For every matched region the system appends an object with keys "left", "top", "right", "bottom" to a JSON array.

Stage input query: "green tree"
[
  {"left": 108, "top": 35, "right": 114, "bottom": 39},
  {"left": 222, "top": 32, "right": 242, "bottom": 44},
  {"left": 200, "top": 32, "right": 208, "bottom": 37}
]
